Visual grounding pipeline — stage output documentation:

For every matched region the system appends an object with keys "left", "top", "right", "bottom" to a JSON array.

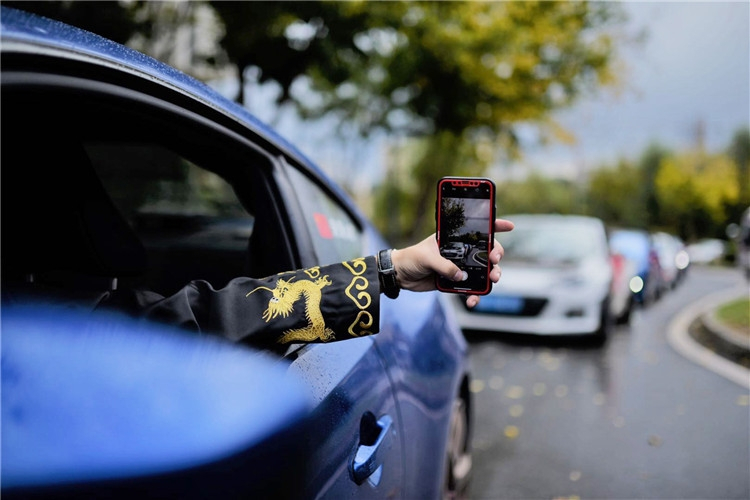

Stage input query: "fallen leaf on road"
[
  {"left": 648, "top": 435, "right": 663, "bottom": 447},
  {"left": 504, "top": 425, "right": 520, "bottom": 439}
]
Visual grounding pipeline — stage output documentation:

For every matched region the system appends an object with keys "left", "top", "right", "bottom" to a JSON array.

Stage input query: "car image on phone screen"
[{"left": 436, "top": 177, "right": 496, "bottom": 295}]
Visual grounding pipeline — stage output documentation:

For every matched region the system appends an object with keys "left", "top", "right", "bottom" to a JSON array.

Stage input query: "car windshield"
[
  {"left": 499, "top": 219, "right": 604, "bottom": 265},
  {"left": 609, "top": 230, "right": 649, "bottom": 261}
]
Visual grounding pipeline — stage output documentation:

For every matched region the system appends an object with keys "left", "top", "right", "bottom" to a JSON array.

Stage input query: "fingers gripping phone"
[{"left": 436, "top": 177, "right": 496, "bottom": 295}]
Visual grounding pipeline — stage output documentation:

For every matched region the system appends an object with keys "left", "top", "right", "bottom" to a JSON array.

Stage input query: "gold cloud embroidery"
[{"left": 343, "top": 258, "right": 374, "bottom": 337}]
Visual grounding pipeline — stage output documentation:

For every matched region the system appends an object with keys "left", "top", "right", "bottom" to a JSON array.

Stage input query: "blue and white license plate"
[{"left": 473, "top": 295, "right": 524, "bottom": 314}]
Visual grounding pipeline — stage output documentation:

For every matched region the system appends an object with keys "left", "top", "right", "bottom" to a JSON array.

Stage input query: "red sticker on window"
[{"left": 313, "top": 212, "right": 333, "bottom": 239}]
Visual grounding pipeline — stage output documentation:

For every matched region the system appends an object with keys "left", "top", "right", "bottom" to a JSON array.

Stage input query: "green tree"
[
  {"left": 379, "top": 130, "right": 490, "bottom": 244},
  {"left": 9, "top": 1, "right": 628, "bottom": 243},
  {"left": 655, "top": 151, "right": 739, "bottom": 240},
  {"left": 586, "top": 158, "right": 646, "bottom": 228},
  {"left": 638, "top": 143, "right": 670, "bottom": 227},
  {"left": 496, "top": 173, "right": 578, "bottom": 217},
  {"left": 211, "top": 2, "right": 624, "bottom": 133},
  {"left": 441, "top": 197, "right": 466, "bottom": 240},
  {"left": 210, "top": 1, "right": 626, "bottom": 241},
  {"left": 727, "top": 127, "right": 750, "bottom": 222}
]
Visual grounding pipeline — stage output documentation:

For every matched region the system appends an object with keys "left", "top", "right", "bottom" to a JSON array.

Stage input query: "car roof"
[
  {"left": 0, "top": 6, "right": 355, "bottom": 207},
  {"left": 610, "top": 227, "right": 650, "bottom": 239},
  {"left": 503, "top": 213, "right": 605, "bottom": 228}
]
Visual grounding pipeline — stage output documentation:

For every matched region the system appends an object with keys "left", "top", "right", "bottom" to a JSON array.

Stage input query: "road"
[{"left": 465, "top": 265, "right": 749, "bottom": 500}]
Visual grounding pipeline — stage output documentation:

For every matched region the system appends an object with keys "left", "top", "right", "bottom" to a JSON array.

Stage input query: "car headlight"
[
  {"left": 629, "top": 276, "right": 644, "bottom": 293},
  {"left": 675, "top": 250, "right": 690, "bottom": 270}
]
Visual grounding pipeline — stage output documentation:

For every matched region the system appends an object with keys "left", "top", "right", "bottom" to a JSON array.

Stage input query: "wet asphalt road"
[{"left": 464, "top": 265, "right": 749, "bottom": 500}]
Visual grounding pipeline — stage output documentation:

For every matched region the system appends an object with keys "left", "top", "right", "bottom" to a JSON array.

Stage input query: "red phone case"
[{"left": 436, "top": 177, "right": 496, "bottom": 295}]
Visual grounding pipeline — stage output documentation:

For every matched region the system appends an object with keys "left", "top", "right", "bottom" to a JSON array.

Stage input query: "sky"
[
  {"left": 447, "top": 198, "right": 493, "bottom": 234},
  {"left": 232, "top": 1, "right": 750, "bottom": 189},
  {"left": 509, "top": 0, "right": 750, "bottom": 181}
]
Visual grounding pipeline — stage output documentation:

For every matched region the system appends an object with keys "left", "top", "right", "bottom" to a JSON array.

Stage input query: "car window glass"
[
  {"left": 87, "top": 143, "right": 249, "bottom": 220},
  {"left": 285, "top": 165, "right": 363, "bottom": 265},
  {"left": 501, "top": 221, "right": 605, "bottom": 264},
  {"left": 86, "top": 142, "right": 254, "bottom": 294}
]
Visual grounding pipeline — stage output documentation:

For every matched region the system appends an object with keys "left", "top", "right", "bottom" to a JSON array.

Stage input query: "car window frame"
[
  {"left": 1, "top": 64, "right": 305, "bottom": 281},
  {"left": 276, "top": 156, "right": 370, "bottom": 267}
]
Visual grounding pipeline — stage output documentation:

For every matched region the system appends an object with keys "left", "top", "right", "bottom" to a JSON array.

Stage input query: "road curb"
[
  {"left": 702, "top": 308, "right": 750, "bottom": 351},
  {"left": 667, "top": 285, "right": 750, "bottom": 389}
]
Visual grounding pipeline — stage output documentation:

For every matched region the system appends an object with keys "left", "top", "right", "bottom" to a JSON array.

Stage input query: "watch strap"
[{"left": 377, "top": 249, "right": 400, "bottom": 299}]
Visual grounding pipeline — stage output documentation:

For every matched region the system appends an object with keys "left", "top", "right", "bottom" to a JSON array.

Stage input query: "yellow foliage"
[{"left": 656, "top": 151, "right": 739, "bottom": 223}]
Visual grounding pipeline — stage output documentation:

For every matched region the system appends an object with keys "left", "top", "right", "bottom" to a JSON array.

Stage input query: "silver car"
[
  {"left": 441, "top": 241, "right": 469, "bottom": 262},
  {"left": 453, "top": 214, "right": 614, "bottom": 344}
]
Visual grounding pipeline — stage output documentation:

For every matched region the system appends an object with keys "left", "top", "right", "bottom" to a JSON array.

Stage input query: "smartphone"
[{"left": 436, "top": 176, "right": 496, "bottom": 295}]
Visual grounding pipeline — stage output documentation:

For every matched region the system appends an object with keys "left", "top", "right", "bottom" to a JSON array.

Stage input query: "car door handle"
[{"left": 350, "top": 413, "right": 393, "bottom": 485}]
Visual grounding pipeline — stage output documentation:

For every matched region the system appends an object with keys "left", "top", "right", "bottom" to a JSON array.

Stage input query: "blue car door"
[
  {"left": 275, "top": 159, "right": 405, "bottom": 498},
  {"left": 286, "top": 338, "right": 404, "bottom": 498}
]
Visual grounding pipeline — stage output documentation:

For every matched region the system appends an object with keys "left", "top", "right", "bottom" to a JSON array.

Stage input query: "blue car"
[
  {"left": 608, "top": 228, "right": 662, "bottom": 306},
  {"left": 0, "top": 7, "right": 472, "bottom": 499}
]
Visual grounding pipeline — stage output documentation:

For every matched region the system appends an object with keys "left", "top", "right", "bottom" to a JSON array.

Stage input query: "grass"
[{"left": 716, "top": 297, "right": 750, "bottom": 335}]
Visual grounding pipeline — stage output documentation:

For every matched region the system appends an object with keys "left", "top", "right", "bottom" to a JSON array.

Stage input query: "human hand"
[{"left": 391, "top": 218, "right": 514, "bottom": 308}]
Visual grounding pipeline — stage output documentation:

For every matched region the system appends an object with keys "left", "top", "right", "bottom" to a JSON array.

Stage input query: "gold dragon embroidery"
[{"left": 246, "top": 274, "right": 334, "bottom": 344}]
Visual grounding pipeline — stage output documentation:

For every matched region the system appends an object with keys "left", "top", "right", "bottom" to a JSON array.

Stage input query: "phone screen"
[{"left": 436, "top": 177, "right": 496, "bottom": 295}]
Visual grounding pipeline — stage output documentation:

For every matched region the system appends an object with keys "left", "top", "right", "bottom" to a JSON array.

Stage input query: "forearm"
[{"left": 103, "top": 256, "right": 382, "bottom": 347}]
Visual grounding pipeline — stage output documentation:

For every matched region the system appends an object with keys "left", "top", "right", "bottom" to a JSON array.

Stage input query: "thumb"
[{"left": 435, "top": 257, "right": 467, "bottom": 282}]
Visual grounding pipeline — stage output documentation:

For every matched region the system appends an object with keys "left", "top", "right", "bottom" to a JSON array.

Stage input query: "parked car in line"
[
  {"left": 452, "top": 214, "right": 615, "bottom": 344},
  {"left": 673, "top": 234, "right": 691, "bottom": 283},
  {"left": 651, "top": 231, "right": 686, "bottom": 291},
  {"left": 608, "top": 228, "right": 662, "bottom": 307},
  {"left": 686, "top": 238, "right": 727, "bottom": 265},
  {"left": 609, "top": 250, "right": 638, "bottom": 325},
  {"left": 0, "top": 7, "right": 473, "bottom": 499}
]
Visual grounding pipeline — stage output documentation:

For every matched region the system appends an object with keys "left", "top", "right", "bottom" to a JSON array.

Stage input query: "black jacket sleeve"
[{"left": 101, "top": 256, "right": 381, "bottom": 347}]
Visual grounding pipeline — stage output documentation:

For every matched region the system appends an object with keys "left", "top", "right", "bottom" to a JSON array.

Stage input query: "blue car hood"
[{"left": 1, "top": 305, "right": 311, "bottom": 490}]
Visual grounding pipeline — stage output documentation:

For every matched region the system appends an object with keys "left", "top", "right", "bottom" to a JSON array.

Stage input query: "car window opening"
[
  {"left": 1, "top": 90, "right": 291, "bottom": 319},
  {"left": 87, "top": 141, "right": 256, "bottom": 296}
]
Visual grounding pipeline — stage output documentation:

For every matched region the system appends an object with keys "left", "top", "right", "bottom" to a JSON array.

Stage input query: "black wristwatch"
[{"left": 377, "top": 249, "right": 400, "bottom": 299}]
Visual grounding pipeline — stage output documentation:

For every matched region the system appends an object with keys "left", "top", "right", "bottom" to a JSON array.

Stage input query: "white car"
[
  {"left": 453, "top": 214, "right": 614, "bottom": 343},
  {"left": 441, "top": 241, "right": 469, "bottom": 262},
  {"left": 686, "top": 238, "right": 726, "bottom": 264}
]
